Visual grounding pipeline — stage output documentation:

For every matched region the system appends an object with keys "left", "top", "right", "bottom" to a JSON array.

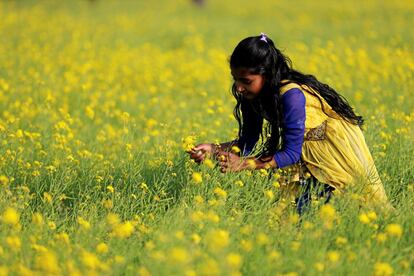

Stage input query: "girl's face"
[{"left": 231, "top": 67, "right": 266, "bottom": 100}]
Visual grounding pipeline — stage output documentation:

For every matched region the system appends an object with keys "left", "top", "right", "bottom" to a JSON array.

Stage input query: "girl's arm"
[
  {"left": 218, "top": 88, "right": 305, "bottom": 172},
  {"left": 273, "top": 88, "right": 306, "bottom": 168}
]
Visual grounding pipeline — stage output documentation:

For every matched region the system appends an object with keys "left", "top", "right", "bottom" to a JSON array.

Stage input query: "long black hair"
[{"left": 230, "top": 35, "right": 363, "bottom": 157}]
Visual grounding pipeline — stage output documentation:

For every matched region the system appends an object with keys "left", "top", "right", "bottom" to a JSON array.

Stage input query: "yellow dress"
[{"left": 278, "top": 82, "right": 390, "bottom": 207}]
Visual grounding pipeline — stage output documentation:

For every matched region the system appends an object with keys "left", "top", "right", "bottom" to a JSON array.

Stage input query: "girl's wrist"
[
  {"left": 244, "top": 156, "right": 277, "bottom": 170},
  {"left": 211, "top": 143, "right": 221, "bottom": 158}
]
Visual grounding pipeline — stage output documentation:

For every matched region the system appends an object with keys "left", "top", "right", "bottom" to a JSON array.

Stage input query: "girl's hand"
[
  {"left": 187, "top": 143, "right": 215, "bottom": 163},
  {"left": 217, "top": 151, "right": 246, "bottom": 173},
  {"left": 218, "top": 153, "right": 277, "bottom": 172}
]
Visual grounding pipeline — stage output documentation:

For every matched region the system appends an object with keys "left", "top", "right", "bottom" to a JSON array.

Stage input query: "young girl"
[{"left": 188, "top": 33, "right": 390, "bottom": 214}]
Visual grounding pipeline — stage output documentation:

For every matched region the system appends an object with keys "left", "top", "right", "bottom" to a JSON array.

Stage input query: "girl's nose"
[{"left": 236, "top": 84, "right": 245, "bottom": 92}]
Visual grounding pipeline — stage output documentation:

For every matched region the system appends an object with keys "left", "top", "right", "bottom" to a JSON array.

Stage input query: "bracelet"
[{"left": 212, "top": 143, "right": 221, "bottom": 158}]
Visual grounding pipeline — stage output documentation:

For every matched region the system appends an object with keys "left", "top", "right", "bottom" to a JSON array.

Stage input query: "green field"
[{"left": 0, "top": 0, "right": 413, "bottom": 275}]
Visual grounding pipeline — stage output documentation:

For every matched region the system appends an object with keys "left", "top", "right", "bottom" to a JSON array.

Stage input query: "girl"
[{"left": 188, "top": 33, "right": 390, "bottom": 214}]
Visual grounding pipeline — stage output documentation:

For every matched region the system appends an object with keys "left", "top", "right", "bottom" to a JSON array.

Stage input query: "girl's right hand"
[{"left": 187, "top": 143, "right": 215, "bottom": 163}]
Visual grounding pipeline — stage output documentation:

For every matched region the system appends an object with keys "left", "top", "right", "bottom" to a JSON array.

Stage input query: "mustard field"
[{"left": 0, "top": 1, "right": 413, "bottom": 275}]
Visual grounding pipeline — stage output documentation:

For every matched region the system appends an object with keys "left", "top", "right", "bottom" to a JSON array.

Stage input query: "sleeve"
[
  {"left": 237, "top": 100, "right": 263, "bottom": 156},
  {"left": 273, "top": 88, "right": 306, "bottom": 168}
]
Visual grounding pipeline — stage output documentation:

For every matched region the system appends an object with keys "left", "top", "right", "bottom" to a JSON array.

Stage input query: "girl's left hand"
[{"left": 217, "top": 151, "right": 246, "bottom": 173}]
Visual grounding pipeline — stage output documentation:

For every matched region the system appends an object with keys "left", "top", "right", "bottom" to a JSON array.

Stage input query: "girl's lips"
[{"left": 242, "top": 92, "right": 255, "bottom": 99}]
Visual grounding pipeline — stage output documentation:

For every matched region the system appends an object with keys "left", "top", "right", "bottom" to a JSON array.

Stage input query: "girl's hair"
[{"left": 230, "top": 35, "right": 364, "bottom": 157}]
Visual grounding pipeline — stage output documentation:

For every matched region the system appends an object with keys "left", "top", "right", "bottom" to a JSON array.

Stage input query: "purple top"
[{"left": 237, "top": 88, "right": 306, "bottom": 168}]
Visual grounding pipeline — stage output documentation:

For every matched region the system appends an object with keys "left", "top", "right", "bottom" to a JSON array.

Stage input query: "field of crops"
[{"left": 1, "top": 0, "right": 413, "bottom": 275}]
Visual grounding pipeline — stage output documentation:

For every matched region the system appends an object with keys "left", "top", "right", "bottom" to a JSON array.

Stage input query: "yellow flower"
[
  {"left": 1, "top": 207, "right": 19, "bottom": 226},
  {"left": 43, "top": 192, "right": 52, "bottom": 203},
  {"left": 77, "top": 216, "right": 91, "bottom": 231},
  {"left": 335, "top": 236, "right": 348, "bottom": 246},
  {"left": 289, "top": 213, "right": 300, "bottom": 224},
  {"left": 256, "top": 232, "right": 269, "bottom": 246},
  {"left": 327, "top": 251, "right": 340, "bottom": 263},
  {"left": 192, "top": 172, "right": 203, "bottom": 184},
  {"left": 399, "top": 260, "right": 410, "bottom": 270},
  {"left": 16, "top": 265, "right": 33, "bottom": 276},
  {"left": 376, "top": 233, "right": 387, "bottom": 243},
  {"left": 259, "top": 168, "right": 268, "bottom": 176},
  {"left": 102, "top": 199, "right": 113, "bottom": 209},
  {"left": 190, "top": 210, "right": 204, "bottom": 222},
  {"left": 314, "top": 262, "right": 324, "bottom": 272},
  {"left": 246, "top": 159, "right": 256, "bottom": 169},
  {"left": 206, "top": 210, "right": 220, "bottom": 223},
  {"left": 213, "top": 187, "right": 227, "bottom": 199},
  {"left": 0, "top": 175, "right": 9, "bottom": 186},
  {"left": 175, "top": 231, "right": 185, "bottom": 240},
  {"left": 35, "top": 251, "right": 60, "bottom": 274},
  {"left": 169, "top": 247, "right": 189, "bottom": 263},
  {"left": 320, "top": 204, "right": 336, "bottom": 219},
  {"left": 112, "top": 221, "right": 135, "bottom": 238},
  {"left": 234, "top": 180, "right": 244, "bottom": 187},
  {"left": 199, "top": 258, "right": 220, "bottom": 276},
  {"left": 231, "top": 146, "right": 241, "bottom": 153},
  {"left": 32, "top": 170, "right": 41, "bottom": 177},
  {"left": 96, "top": 243, "right": 109, "bottom": 254},
  {"left": 140, "top": 182, "right": 148, "bottom": 191},
  {"left": 85, "top": 105, "right": 95, "bottom": 119},
  {"left": 191, "top": 234, "right": 201, "bottom": 244},
  {"left": 203, "top": 158, "right": 215, "bottom": 169},
  {"left": 138, "top": 266, "right": 152, "bottom": 276},
  {"left": 206, "top": 229, "right": 230, "bottom": 251},
  {"left": 182, "top": 135, "right": 196, "bottom": 151},
  {"left": 303, "top": 221, "right": 314, "bottom": 229},
  {"left": 114, "top": 255, "right": 125, "bottom": 264},
  {"left": 194, "top": 195, "right": 204, "bottom": 204},
  {"left": 319, "top": 204, "right": 336, "bottom": 229},
  {"left": 6, "top": 236, "right": 21, "bottom": 251},
  {"left": 81, "top": 251, "right": 102, "bottom": 270},
  {"left": 226, "top": 253, "right": 242, "bottom": 269},
  {"left": 374, "top": 262, "right": 393, "bottom": 276},
  {"left": 32, "top": 243, "right": 48, "bottom": 253},
  {"left": 367, "top": 211, "right": 377, "bottom": 221},
  {"left": 0, "top": 266, "right": 9, "bottom": 276},
  {"left": 32, "top": 212, "right": 44, "bottom": 226},
  {"left": 290, "top": 241, "right": 301, "bottom": 251},
  {"left": 145, "top": 240, "right": 155, "bottom": 250},
  {"left": 107, "top": 185, "right": 115, "bottom": 193},
  {"left": 55, "top": 232, "right": 70, "bottom": 245},
  {"left": 385, "top": 223, "right": 403, "bottom": 238},
  {"left": 48, "top": 221, "right": 57, "bottom": 230},
  {"left": 16, "top": 129, "right": 24, "bottom": 138},
  {"left": 359, "top": 213, "right": 370, "bottom": 224},
  {"left": 264, "top": 190, "right": 274, "bottom": 200},
  {"left": 240, "top": 225, "right": 252, "bottom": 235},
  {"left": 185, "top": 269, "right": 196, "bottom": 276},
  {"left": 106, "top": 213, "right": 121, "bottom": 227},
  {"left": 241, "top": 239, "right": 253, "bottom": 252},
  {"left": 268, "top": 250, "right": 281, "bottom": 261}
]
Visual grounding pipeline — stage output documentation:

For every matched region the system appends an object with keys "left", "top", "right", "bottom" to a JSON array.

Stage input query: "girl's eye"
[{"left": 243, "top": 80, "right": 252, "bottom": 84}]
